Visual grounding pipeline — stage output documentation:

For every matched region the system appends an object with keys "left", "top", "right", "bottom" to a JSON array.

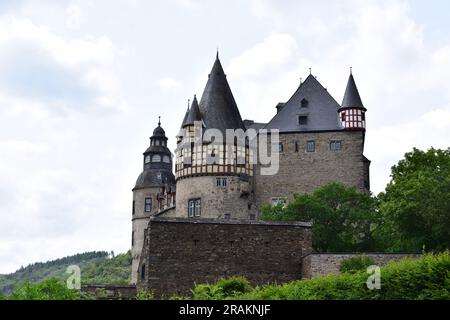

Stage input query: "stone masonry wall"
[
  {"left": 138, "top": 217, "right": 312, "bottom": 298},
  {"left": 175, "top": 176, "right": 257, "bottom": 219},
  {"left": 303, "top": 253, "right": 422, "bottom": 278},
  {"left": 255, "top": 130, "right": 369, "bottom": 207},
  {"left": 131, "top": 186, "right": 161, "bottom": 284}
]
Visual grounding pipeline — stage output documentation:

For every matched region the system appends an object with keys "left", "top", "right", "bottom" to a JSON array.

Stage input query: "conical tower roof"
[
  {"left": 183, "top": 95, "right": 202, "bottom": 127},
  {"left": 198, "top": 54, "right": 245, "bottom": 133},
  {"left": 341, "top": 72, "right": 366, "bottom": 111}
]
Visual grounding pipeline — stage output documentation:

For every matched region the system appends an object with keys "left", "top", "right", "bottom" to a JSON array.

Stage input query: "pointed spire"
[
  {"left": 341, "top": 71, "right": 366, "bottom": 111},
  {"left": 180, "top": 99, "right": 190, "bottom": 128},
  {"left": 199, "top": 54, "right": 245, "bottom": 133},
  {"left": 184, "top": 94, "right": 202, "bottom": 127}
]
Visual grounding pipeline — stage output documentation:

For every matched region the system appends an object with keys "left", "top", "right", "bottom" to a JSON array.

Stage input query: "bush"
[
  {"left": 193, "top": 253, "right": 450, "bottom": 300},
  {"left": 192, "top": 276, "right": 252, "bottom": 300},
  {"left": 135, "top": 289, "right": 154, "bottom": 300},
  {"left": 8, "top": 278, "right": 82, "bottom": 300},
  {"left": 340, "top": 256, "right": 375, "bottom": 274}
]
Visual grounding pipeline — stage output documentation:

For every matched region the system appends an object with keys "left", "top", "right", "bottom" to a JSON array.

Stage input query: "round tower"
[
  {"left": 131, "top": 119, "right": 175, "bottom": 284},
  {"left": 174, "top": 55, "right": 257, "bottom": 220},
  {"left": 338, "top": 70, "right": 367, "bottom": 130}
]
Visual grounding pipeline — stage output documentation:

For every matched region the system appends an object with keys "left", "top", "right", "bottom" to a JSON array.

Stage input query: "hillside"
[{"left": 0, "top": 251, "right": 132, "bottom": 295}]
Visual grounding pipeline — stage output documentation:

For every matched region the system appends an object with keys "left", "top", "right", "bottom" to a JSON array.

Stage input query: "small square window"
[
  {"left": 224, "top": 213, "right": 231, "bottom": 220},
  {"left": 216, "top": 177, "right": 227, "bottom": 187},
  {"left": 294, "top": 141, "right": 299, "bottom": 153},
  {"left": 278, "top": 143, "right": 284, "bottom": 153},
  {"left": 249, "top": 214, "right": 256, "bottom": 220},
  {"left": 306, "top": 141, "right": 315, "bottom": 152},
  {"left": 298, "top": 116, "right": 308, "bottom": 125},
  {"left": 330, "top": 141, "right": 341, "bottom": 151},
  {"left": 301, "top": 98, "right": 308, "bottom": 108}
]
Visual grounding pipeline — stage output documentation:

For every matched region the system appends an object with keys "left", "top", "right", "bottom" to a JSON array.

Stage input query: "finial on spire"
[
  {"left": 309, "top": 68, "right": 312, "bottom": 75},
  {"left": 300, "top": 77, "right": 302, "bottom": 85},
  {"left": 216, "top": 47, "right": 219, "bottom": 60},
  {"left": 158, "top": 116, "right": 161, "bottom": 126},
  {"left": 350, "top": 66, "right": 353, "bottom": 75},
  {"left": 187, "top": 99, "right": 190, "bottom": 110}
]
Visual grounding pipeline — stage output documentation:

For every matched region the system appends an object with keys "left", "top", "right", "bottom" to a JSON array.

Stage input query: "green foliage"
[
  {"left": 8, "top": 278, "right": 82, "bottom": 300},
  {"left": 377, "top": 147, "right": 450, "bottom": 252},
  {"left": 81, "top": 251, "right": 131, "bottom": 285},
  {"left": 340, "top": 256, "right": 375, "bottom": 273},
  {"left": 192, "top": 276, "right": 253, "bottom": 300},
  {"left": 261, "top": 182, "right": 379, "bottom": 252},
  {"left": 135, "top": 289, "right": 155, "bottom": 300},
  {"left": 1, "top": 251, "right": 132, "bottom": 297},
  {"left": 0, "top": 251, "right": 109, "bottom": 295},
  {"left": 196, "top": 253, "right": 450, "bottom": 300}
]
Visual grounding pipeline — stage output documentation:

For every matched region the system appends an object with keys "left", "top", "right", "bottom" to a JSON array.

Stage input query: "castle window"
[
  {"left": 188, "top": 198, "right": 201, "bottom": 217},
  {"left": 144, "top": 197, "right": 152, "bottom": 212},
  {"left": 330, "top": 140, "right": 342, "bottom": 151},
  {"left": 163, "top": 155, "right": 170, "bottom": 163},
  {"left": 278, "top": 143, "right": 284, "bottom": 153},
  {"left": 132, "top": 231, "right": 134, "bottom": 246},
  {"left": 132, "top": 200, "right": 135, "bottom": 215},
  {"left": 141, "top": 264, "right": 146, "bottom": 281},
  {"left": 152, "top": 154, "right": 161, "bottom": 162},
  {"left": 224, "top": 213, "right": 231, "bottom": 220},
  {"left": 249, "top": 214, "right": 256, "bottom": 220},
  {"left": 301, "top": 98, "right": 308, "bottom": 108},
  {"left": 216, "top": 177, "right": 227, "bottom": 188},
  {"left": 155, "top": 140, "right": 160, "bottom": 146},
  {"left": 145, "top": 155, "right": 150, "bottom": 164},
  {"left": 294, "top": 141, "right": 299, "bottom": 153},
  {"left": 341, "top": 111, "right": 346, "bottom": 122},
  {"left": 298, "top": 115, "right": 308, "bottom": 125},
  {"left": 306, "top": 141, "right": 315, "bottom": 152}
]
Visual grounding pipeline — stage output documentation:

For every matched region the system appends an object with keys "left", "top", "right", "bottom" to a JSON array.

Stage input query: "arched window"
[
  {"left": 145, "top": 155, "right": 151, "bottom": 164},
  {"left": 163, "top": 155, "right": 170, "bottom": 163},
  {"left": 152, "top": 154, "right": 161, "bottom": 162}
]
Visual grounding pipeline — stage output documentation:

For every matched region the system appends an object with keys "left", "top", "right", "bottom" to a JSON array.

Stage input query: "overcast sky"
[{"left": 0, "top": 0, "right": 449, "bottom": 273}]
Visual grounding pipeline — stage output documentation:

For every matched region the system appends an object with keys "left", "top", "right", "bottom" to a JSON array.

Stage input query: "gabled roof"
[
  {"left": 264, "top": 74, "right": 342, "bottom": 132},
  {"left": 183, "top": 95, "right": 202, "bottom": 127},
  {"left": 341, "top": 73, "right": 366, "bottom": 111},
  {"left": 198, "top": 55, "right": 245, "bottom": 133}
]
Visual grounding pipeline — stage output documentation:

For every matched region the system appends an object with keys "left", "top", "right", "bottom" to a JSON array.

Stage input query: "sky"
[{"left": 0, "top": 0, "right": 449, "bottom": 273}]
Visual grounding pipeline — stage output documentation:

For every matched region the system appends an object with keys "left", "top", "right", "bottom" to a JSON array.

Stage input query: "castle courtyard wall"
[{"left": 137, "top": 217, "right": 312, "bottom": 297}]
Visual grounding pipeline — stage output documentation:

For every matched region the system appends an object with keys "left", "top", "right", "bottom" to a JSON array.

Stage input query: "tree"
[
  {"left": 8, "top": 278, "right": 81, "bottom": 300},
  {"left": 377, "top": 147, "right": 450, "bottom": 252},
  {"left": 261, "top": 182, "right": 379, "bottom": 252}
]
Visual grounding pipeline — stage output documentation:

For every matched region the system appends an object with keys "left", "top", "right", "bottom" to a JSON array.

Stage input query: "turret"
[
  {"left": 131, "top": 118, "right": 175, "bottom": 284},
  {"left": 338, "top": 70, "right": 366, "bottom": 130}
]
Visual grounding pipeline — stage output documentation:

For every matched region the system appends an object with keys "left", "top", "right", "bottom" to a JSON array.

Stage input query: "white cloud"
[
  {"left": 157, "top": 77, "right": 183, "bottom": 91},
  {"left": 66, "top": 4, "right": 82, "bottom": 30}
]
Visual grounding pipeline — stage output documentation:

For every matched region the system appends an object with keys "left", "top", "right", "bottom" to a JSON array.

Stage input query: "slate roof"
[
  {"left": 183, "top": 95, "right": 202, "bottom": 127},
  {"left": 341, "top": 73, "right": 366, "bottom": 111},
  {"left": 134, "top": 169, "right": 175, "bottom": 190},
  {"left": 181, "top": 107, "right": 189, "bottom": 128},
  {"left": 264, "top": 74, "right": 342, "bottom": 132},
  {"left": 198, "top": 55, "right": 246, "bottom": 133}
]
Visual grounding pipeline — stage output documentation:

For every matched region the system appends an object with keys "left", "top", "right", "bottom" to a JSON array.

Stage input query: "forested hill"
[{"left": 0, "top": 251, "right": 132, "bottom": 295}]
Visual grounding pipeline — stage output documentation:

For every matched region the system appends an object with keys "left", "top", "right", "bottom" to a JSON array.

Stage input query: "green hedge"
[
  {"left": 191, "top": 252, "right": 450, "bottom": 300},
  {"left": 340, "top": 256, "right": 375, "bottom": 274}
]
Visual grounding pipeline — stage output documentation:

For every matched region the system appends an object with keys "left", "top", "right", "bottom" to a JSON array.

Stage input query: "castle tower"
[
  {"left": 131, "top": 119, "right": 175, "bottom": 284},
  {"left": 338, "top": 71, "right": 367, "bottom": 131},
  {"left": 174, "top": 54, "right": 257, "bottom": 220}
]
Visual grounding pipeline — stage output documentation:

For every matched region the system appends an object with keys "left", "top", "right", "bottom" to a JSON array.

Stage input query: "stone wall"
[
  {"left": 303, "top": 253, "right": 422, "bottom": 278},
  {"left": 255, "top": 130, "right": 369, "bottom": 207},
  {"left": 138, "top": 217, "right": 312, "bottom": 298},
  {"left": 175, "top": 176, "right": 257, "bottom": 219},
  {"left": 82, "top": 285, "right": 137, "bottom": 300},
  {"left": 131, "top": 186, "right": 161, "bottom": 284}
]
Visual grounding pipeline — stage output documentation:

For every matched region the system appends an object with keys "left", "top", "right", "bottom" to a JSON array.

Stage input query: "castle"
[{"left": 131, "top": 54, "right": 370, "bottom": 285}]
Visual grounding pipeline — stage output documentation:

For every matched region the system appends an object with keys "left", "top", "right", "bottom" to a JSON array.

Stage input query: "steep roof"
[
  {"left": 198, "top": 55, "right": 245, "bottom": 133},
  {"left": 180, "top": 107, "right": 189, "bottom": 128},
  {"left": 183, "top": 95, "right": 202, "bottom": 127},
  {"left": 264, "top": 74, "right": 342, "bottom": 132},
  {"left": 341, "top": 73, "right": 366, "bottom": 111}
]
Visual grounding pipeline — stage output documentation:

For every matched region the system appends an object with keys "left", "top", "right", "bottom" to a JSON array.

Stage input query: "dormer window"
[
  {"left": 298, "top": 116, "right": 308, "bottom": 125},
  {"left": 301, "top": 98, "right": 308, "bottom": 108},
  {"left": 145, "top": 155, "right": 150, "bottom": 164}
]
